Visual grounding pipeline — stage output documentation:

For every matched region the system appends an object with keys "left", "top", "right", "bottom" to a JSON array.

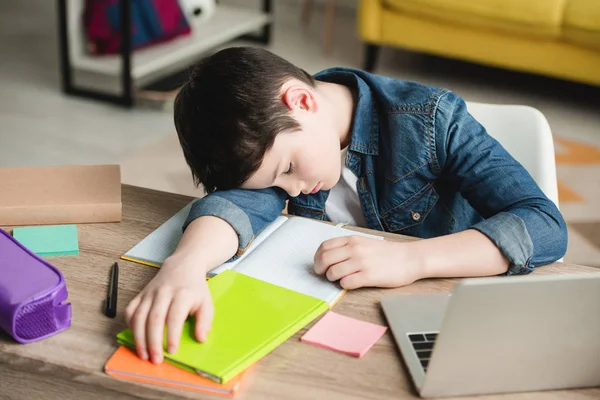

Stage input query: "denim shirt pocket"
[{"left": 380, "top": 182, "right": 439, "bottom": 233}]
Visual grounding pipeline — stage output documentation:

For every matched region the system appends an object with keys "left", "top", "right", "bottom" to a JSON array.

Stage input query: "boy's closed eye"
[{"left": 285, "top": 163, "right": 295, "bottom": 175}]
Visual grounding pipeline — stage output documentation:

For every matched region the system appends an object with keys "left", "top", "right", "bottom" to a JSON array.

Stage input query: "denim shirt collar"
[{"left": 314, "top": 68, "right": 379, "bottom": 157}]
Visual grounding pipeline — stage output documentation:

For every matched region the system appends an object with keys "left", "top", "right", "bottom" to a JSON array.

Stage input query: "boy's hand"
[
  {"left": 124, "top": 255, "right": 213, "bottom": 364},
  {"left": 313, "top": 236, "right": 423, "bottom": 289}
]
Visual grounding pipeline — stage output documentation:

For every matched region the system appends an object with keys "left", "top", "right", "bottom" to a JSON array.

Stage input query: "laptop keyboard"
[{"left": 408, "top": 332, "right": 439, "bottom": 372}]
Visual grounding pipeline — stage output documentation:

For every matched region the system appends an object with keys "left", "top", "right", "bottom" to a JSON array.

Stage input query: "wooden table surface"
[{"left": 1, "top": 185, "right": 599, "bottom": 400}]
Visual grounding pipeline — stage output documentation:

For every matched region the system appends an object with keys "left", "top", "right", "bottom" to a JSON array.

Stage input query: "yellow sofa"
[{"left": 358, "top": 0, "right": 600, "bottom": 87}]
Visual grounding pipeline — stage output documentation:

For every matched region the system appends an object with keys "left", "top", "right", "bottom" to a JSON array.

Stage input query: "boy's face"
[
  {"left": 241, "top": 81, "right": 343, "bottom": 197},
  {"left": 240, "top": 127, "right": 342, "bottom": 197}
]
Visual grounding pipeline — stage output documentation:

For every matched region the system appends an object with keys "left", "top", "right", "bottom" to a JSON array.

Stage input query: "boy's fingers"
[
  {"left": 314, "top": 244, "right": 351, "bottom": 275},
  {"left": 339, "top": 271, "right": 366, "bottom": 290},
  {"left": 146, "top": 291, "right": 173, "bottom": 364},
  {"left": 317, "top": 236, "right": 349, "bottom": 252},
  {"left": 131, "top": 298, "right": 152, "bottom": 361},
  {"left": 165, "top": 294, "right": 192, "bottom": 354},
  {"left": 124, "top": 295, "right": 141, "bottom": 327},
  {"left": 325, "top": 259, "right": 360, "bottom": 282},
  {"left": 195, "top": 296, "right": 214, "bottom": 343}
]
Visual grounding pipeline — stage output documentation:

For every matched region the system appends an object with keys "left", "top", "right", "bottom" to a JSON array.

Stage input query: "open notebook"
[{"left": 122, "top": 201, "right": 383, "bottom": 306}]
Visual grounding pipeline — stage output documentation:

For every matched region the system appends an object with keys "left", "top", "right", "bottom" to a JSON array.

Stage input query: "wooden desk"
[{"left": 1, "top": 185, "right": 598, "bottom": 400}]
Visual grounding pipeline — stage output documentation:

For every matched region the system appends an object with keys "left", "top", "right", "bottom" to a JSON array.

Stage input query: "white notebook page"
[
  {"left": 207, "top": 216, "right": 288, "bottom": 277},
  {"left": 123, "top": 203, "right": 289, "bottom": 272},
  {"left": 233, "top": 217, "right": 383, "bottom": 305},
  {"left": 123, "top": 201, "right": 194, "bottom": 265}
]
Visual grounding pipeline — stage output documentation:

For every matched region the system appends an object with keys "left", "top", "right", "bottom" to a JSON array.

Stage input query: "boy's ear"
[{"left": 281, "top": 83, "right": 318, "bottom": 113}]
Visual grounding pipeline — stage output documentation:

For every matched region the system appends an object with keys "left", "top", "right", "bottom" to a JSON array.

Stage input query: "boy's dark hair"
[{"left": 174, "top": 47, "right": 316, "bottom": 193}]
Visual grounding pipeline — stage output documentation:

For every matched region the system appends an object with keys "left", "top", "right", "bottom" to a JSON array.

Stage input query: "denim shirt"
[{"left": 184, "top": 67, "right": 567, "bottom": 275}]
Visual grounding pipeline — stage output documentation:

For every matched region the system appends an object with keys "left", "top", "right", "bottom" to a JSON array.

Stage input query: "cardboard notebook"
[
  {"left": 0, "top": 164, "right": 121, "bottom": 226},
  {"left": 117, "top": 270, "right": 329, "bottom": 384},
  {"left": 105, "top": 346, "right": 246, "bottom": 397},
  {"left": 122, "top": 202, "right": 383, "bottom": 305}
]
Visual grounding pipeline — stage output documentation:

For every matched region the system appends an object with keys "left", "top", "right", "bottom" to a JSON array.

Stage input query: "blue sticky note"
[{"left": 12, "top": 225, "right": 79, "bottom": 257}]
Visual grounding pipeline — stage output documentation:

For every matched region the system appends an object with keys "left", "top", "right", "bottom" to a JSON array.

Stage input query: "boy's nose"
[{"left": 285, "top": 181, "right": 303, "bottom": 197}]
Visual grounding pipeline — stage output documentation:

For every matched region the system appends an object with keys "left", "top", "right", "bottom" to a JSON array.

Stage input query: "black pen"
[{"left": 105, "top": 262, "right": 119, "bottom": 318}]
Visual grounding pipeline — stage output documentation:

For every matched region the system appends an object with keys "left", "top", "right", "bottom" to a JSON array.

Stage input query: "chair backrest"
[{"left": 466, "top": 102, "right": 560, "bottom": 208}]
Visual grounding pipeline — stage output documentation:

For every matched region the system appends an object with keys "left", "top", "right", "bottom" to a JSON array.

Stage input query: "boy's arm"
[
  {"left": 412, "top": 229, "right": 509, "bottom": 278},
  {"left": 313, "top": 229, "right": 509, "bottom": 289},
  {"left": 316, "top": 93, "right": 565, "bottom": 288},
  {"left": 431, "top": 92, "right": 567, "bottom": 275},
  {"left": 125, "top": 187, "right": 287, "bottom": 364},
  {"left": 125, "top": 215, "right": 238, "bottom": 364},
  {"left": 183, "top": 186, "right": 289, "bottom": 260}
]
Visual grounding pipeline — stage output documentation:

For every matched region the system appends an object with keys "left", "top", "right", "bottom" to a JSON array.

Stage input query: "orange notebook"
[{"left": 104, "top": 346, "right": 246, "bottom": 397}]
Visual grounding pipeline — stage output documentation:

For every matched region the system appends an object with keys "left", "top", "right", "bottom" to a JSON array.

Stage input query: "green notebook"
[
  {"left": 117, "top": 270, "right": 328, "bottom": 384},
  {"left": 12, "top": 224, "right": 79, "bottom": 256}
]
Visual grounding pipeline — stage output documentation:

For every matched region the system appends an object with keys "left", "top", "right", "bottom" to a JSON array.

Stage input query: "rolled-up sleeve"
[
  {"left": 183, "top": 187, "right": 288, "bottom": 259},
  {"left": 434, "top": 92, "right": 567, "bottom": 275}
]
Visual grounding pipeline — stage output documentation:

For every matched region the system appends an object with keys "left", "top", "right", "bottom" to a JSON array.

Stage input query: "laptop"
[{"left": 381, "top": 273, "right": 600, "bottom": 397}]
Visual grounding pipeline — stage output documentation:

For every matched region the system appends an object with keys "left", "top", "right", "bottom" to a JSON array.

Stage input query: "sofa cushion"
[
  {"left": 384, "top": 0, "right": 565, "bottom": 39},
  {"left": 563, "top": 0, "right": 600, "bottom": 48}
]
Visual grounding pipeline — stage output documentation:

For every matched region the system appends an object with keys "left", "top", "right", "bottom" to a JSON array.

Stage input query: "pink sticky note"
[{"left": 300, "top": 311, "right": 387, "bottom": 357}]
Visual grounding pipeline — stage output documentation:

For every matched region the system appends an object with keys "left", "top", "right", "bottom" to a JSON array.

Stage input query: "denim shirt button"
[{"left": 411, "top": 211, "right": 421, "bottom": 221}]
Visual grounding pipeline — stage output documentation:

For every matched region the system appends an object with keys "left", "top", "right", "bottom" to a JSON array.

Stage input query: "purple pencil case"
[{"left": 0, "top": 228, "right": 71, "bottom": 343}]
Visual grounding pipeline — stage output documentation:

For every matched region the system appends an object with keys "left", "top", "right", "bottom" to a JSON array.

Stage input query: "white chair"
[{"left": 466, "top": 102, "right": 560, "bottom": 209}]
